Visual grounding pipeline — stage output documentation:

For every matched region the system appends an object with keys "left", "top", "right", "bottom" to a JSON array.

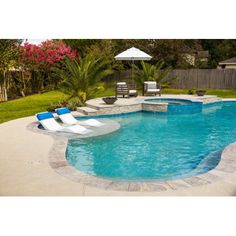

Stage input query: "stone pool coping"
[
  {"left": 25, "top": 97, "right": 236, "bottom": 192},
  {"left": 1, "top": 95, "right": 236, "bottom": 195},
  {"left": 45, "top": 133, "right": 236, "bottom": 192}
]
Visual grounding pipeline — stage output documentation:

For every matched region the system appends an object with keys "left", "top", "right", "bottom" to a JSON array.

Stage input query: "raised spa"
[
  {"left": 144, "top": 98, "right": 192, "bottom": 105},
  {"left": 66, "top": 101, "right": 236, "bottom": 181},
  {"left": 143, "top": 98, "right": 202, "bottom": 114}
]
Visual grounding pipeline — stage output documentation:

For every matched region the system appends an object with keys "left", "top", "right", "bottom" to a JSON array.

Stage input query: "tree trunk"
[
  {"left": 21, "top": 71, "right": 26, "bottom": 97},
  {"left": 21, "top": 90, "right": 25, "bottom": 97},
  {"left": 0, "top": 84, "right": 8, "bottom": 102},
  {"left": 31, "top": 70, "right": 38, "bottom": 93},
  {"left": 0, "top": 71, "right": 8, "bottom": 102}
]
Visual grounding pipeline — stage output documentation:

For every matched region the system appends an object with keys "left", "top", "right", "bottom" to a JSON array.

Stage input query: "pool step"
[
  {"left": 195, "top": 96, "right": 222, "bottom": 104},
  {"left": 85, "top": 102, "right": 101, "bottom": 110},
  {"left": 71, "top": 111, "right": 86, "bottom": 117},
  {"left": 202, "top": 99, "right": 222, "bottom": 104},
  {"left": 77, "top": 106, "right": 99, "bottom": 115}
]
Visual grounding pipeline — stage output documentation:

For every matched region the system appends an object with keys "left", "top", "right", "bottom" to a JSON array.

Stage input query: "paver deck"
[{"left": 86, "top": 94, "right": 221, "bottom": 109}]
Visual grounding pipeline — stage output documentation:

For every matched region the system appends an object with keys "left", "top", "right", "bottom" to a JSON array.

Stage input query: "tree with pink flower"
[{"left": 20, "top": 40, "right": 78, "bottom": 93}]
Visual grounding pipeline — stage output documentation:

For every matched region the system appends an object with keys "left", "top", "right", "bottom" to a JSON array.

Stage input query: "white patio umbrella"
[{"left": 115, "top": 47, "right": 152, "bottom": 83}]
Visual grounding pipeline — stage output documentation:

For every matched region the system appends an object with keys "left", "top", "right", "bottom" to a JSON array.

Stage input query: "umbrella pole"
[{"left": 131, "top": 59, "right": 134, "bottom": 84}]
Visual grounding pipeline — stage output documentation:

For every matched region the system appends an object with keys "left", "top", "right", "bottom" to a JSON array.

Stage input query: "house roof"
[{"left": 219, "top": 57, "right": 236, "bottom": 65}]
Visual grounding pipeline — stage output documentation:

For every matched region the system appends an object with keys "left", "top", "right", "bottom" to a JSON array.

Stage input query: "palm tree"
[
  {"left": 52, "top": 55, "right": 114, "bottom": 104},
  {"left": 133, "top": 60, "right": 171, "bottom": 88}
]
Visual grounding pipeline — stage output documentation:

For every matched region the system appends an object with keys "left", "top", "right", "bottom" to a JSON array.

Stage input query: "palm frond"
[{"left": 52, "top": 55, "right": 113, "bottom": 103}]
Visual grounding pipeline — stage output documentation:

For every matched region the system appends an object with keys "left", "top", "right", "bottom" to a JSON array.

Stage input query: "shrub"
[
  {"left": 47, "top": 98, "right": 83, "bottom": 112},
  {"left": 188, "top": 89, "right": 195, "bottom": 95},
  {"left": 51, "top": 55, "right": 113, "bottom": 103}
]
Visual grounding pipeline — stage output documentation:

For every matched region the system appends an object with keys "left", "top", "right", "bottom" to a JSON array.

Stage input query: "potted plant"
[
  {"left": 196, "top": 90, "right": 206, "bottom": 96},
  {"left": 102, "top": 96, "right": 117, "bottom": 104}
]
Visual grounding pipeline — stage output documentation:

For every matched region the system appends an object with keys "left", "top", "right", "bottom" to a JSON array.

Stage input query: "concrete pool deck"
[
  {"left": 79, "top": 94, "right": 222, "bottom": 115},
  {"left": 1, "top": 95, "right": 236, "bottom": 196}
]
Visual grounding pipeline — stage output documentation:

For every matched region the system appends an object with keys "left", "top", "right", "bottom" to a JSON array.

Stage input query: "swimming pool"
[{"left": 66, "top": 101, "right": 236, "bottom": 181}]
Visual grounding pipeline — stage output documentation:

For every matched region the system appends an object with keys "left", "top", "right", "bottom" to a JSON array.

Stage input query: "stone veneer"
[
  {"left": 94, "top": 104, "right": 142, "bottom": 115},
  {"left": 85, "top": 95, "right": 222, "bottom": 116},
  {"left": 142, "top": 102, "right": 168, "bottom": 112},
  {"left": 87, "top": 101, "right": 169, "bottom": 115}
]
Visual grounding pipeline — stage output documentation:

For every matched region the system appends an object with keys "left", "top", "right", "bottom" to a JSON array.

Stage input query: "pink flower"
[{"left": 20, "top": 40, "right": 78, "bottom": 71}]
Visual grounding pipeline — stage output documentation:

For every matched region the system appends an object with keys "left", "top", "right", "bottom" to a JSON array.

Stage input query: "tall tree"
[
  {"left": 20, "top": 40, "right": 77, "bottom": 93},
  {"left": 0, "top": 39, "right": 22, "bottom": 101},
  {"left": 200, "top": 39, "right": 223, "bottom": 68},
  {"left": 148, "top": 39, "right": 202, "bottom": 67},
  {"left": 85, "top": 40, "right": 124, "bottom": 71},
  {"left": 200, "top": 39, "right": 236, "bottom": 68},
  {"left": 218, "top": 40, "right": 236, "bottom": 60},
  {"left": 63, "top": 39, "right": 99, "bottom": 57},
  {"left": 63, "top": 39, "right": 204, "bottom": 69}
]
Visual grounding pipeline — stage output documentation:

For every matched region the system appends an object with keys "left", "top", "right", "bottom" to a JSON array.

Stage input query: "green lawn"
[
  {"left": 0, "top": 91, "right": 68, "bottom": 124},
  {"left": 1, "top": 88, "right": 236, "bottom": 124}
]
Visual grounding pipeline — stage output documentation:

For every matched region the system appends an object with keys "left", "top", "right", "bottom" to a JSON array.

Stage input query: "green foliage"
[
  {"left": 200, "top": 39, "right": 223, "bottom": 68},
  {"left": 218, "top": 40, "right": 236, "bottom": 60},
  {"left": 47, "top": 97, "right": 83, "bottom": 112},
  {"left": 146, "top": 39, "right": 202, "bottom": 68},
  {"left": 0, "top": 39, "right": 22, "bottom": 101},
  {"left": 0, "top": 39, "right": 22, "bottom": 72},
  {"left": 47, "top": 100, "right": 68, "bottom": 112},
  {"left": 188, "top": 89, "right": 195, "bottom": 95},
  {"left": 52, "top": 55, "right": 114, "bottom": 103},
  {"left": 201, "top": 39, "right": 236, "bottom": 68},
  {"left": 86, "top": 40, "right": 124, "bottom": 71},
  {"left": 62, "top": 39, "right": 236, "bottom": 69},
  {"left": 133, "top": 60, "right": 172, "bottom": 88},
  {"left": 63, "top": 39, "right": 99, "bottom": 56}
]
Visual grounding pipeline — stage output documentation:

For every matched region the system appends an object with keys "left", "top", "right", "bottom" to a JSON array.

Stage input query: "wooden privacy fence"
[
  {"left": 105, "top": 69, "right": 236, "bottom": 89},
  {"left": 167, "top": 69, "right": 236, "bottom": 89}
]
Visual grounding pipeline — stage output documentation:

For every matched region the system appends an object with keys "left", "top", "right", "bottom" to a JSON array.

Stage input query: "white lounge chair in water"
[
  {"left": 36, "top": 112, "right": 92, "bottom": 134},
  {"left": 55, "top": 107, "right": 104, "bottom": 127}
]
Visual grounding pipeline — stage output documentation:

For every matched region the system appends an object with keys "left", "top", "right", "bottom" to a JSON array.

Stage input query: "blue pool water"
[
  {"left": 145, "top": 98, "right": 193, "bottom": 105},
  {"left": 66, "top": 101, "right": 236, "bottom": 181},
  {"left": 144, "top": 98, "right": 203, "bottom": 115}
]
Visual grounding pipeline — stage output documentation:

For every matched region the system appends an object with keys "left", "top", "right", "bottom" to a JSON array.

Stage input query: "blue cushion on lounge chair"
[
  {"left": 36, "top": 112, "right": 54, "bottom": 121},
  {"left": 56, "top": 107, "right": 71, "bottom": 115}
]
